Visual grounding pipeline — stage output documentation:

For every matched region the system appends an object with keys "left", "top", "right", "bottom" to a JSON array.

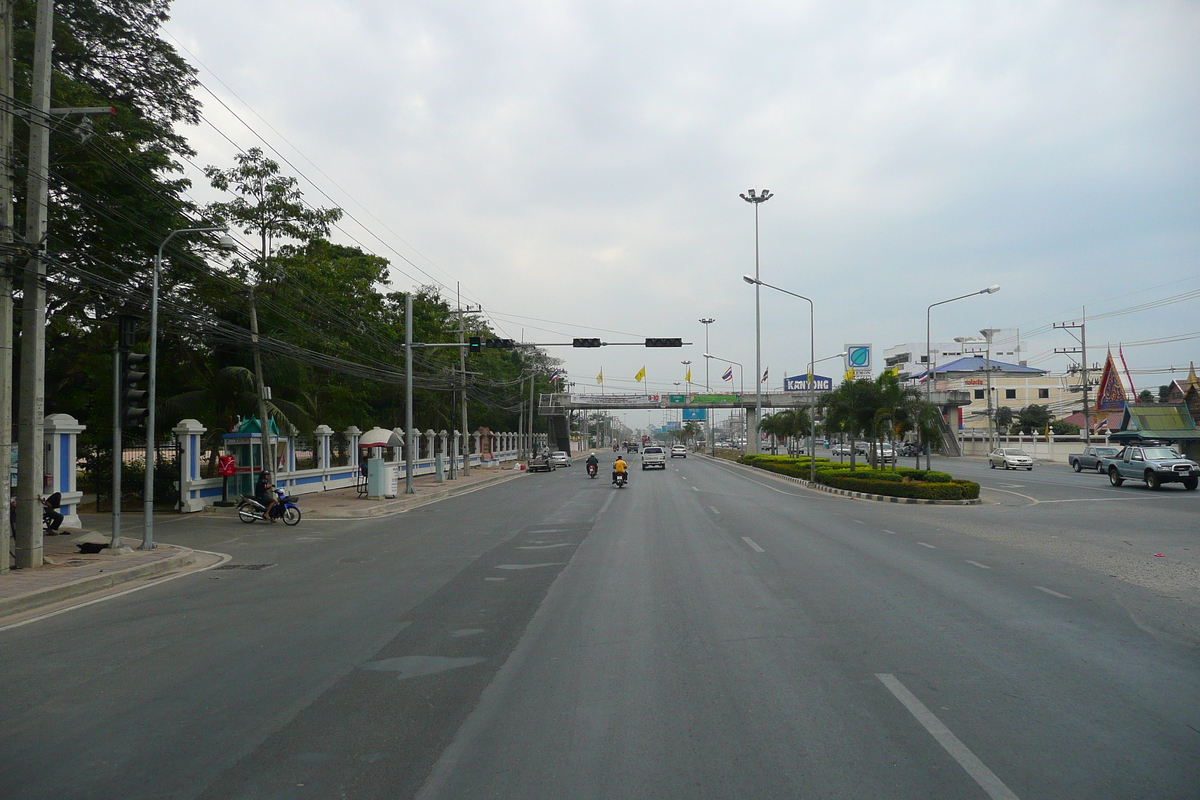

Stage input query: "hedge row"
[
  {"left": 818, "top": 473, "right": 980, "bottom": 500},
  {"left": 737, "top": 454, "right": 978, "bottom": 500}
]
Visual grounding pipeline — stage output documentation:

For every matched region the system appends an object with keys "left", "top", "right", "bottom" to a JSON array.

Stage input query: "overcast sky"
[{"left": 166, "top": 0, "right": 1200, "bottom": 405}]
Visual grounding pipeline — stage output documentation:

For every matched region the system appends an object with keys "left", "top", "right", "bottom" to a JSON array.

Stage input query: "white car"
[
  {"left": 670, "top": 445, "right": 687, "bottom": 458},
  {"left": 641, "top": 446, "right": 667, "bottom": 469},
  {"left": 988, "top": 448, "right": 1033, "bottom": 470},
  {"left": 549, "top": 451, "right": 572, "bottom": 467}
]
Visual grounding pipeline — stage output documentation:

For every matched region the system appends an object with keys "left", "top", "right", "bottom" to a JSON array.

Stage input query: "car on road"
[
  {"left": 670, "top": 444, "right": 687, "bottom": 458},
  {"left": 831, "top": 443, "right": 852, "bottom": 456},
  {"left": 625, "top": 442, "right": 640, "bottom": 453},
  {"left": 989, "top": 448, "right": 1034, "bottom": 470},
  {"left": 641, "top": 446, "right": 667, "bottom": 469},
  {"left": 1105, "top": 445, "right": 1199, "bottom": 490},
  {"left": 869, "top": 443, "right": 896, "bottom": 464},
  {"left": 1069, "top": 445, "right": 1120, "bottom": 473},
  {"left": 528, "top": 453, "right": 554, "bottom": 472},
  {"left": 549, "top": 451, "right": 572, "bottom": 467}
]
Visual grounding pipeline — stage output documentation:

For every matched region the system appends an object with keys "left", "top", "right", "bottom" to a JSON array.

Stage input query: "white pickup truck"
[{"left": 641, "top": 445, "right": 667, "bottom": 470}]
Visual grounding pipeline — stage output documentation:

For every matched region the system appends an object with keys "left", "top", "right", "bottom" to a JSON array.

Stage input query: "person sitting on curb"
[{"left": 40, "top": 492, "right": 64, "bottom": 534}]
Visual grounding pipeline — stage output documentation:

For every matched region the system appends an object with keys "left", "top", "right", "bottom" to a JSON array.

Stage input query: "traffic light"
[
  {"left": 121, "top": 351, "right": 149, "bottom": 427},
  {"left": 468, "top": 336, "right": 482, "bottom": 352},
  {"left": 486, "top": 338, "right": 516, "bottom": 349},
  {"left": 645, "top": 338, "right": 683, "bottom": 348},
  {"left": 572, "top": 338, "right": 601, "bottom": 348}
]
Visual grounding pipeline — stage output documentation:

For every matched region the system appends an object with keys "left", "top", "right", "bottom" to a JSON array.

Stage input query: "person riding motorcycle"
[
  {"left": 585, "top": 453, "right": 599, "bottom": 476},
  {"left": 254, "top": 470, "right": 277, "bottom": 521},
  {"left": 612, "top": 455, "right": 628, "bottom": 485}
]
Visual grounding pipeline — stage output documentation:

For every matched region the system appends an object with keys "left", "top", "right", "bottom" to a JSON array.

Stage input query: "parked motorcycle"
[
  {"left": 237, "top": 486, "right": 301, "bottom": 526},
  {"left": 586, "top": 463, "right": 598, "bottom": 478}
]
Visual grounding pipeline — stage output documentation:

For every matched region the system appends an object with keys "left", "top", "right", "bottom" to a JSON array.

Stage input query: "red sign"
[
  {"left": 217, "top": 455, "right": 237, "bottom": 477},
  {"left": 964, "top": 379, "right": 984, "bottom": 385}
]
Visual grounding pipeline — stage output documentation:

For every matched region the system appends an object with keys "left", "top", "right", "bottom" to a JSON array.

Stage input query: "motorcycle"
[
  {"left": 613, "top": 472, "right": 627, "bottom": 489},
  {"left": 586, "top": 462, "right": 598, "bottom": 478},
  {"left": 238, "top": 486, "right": 302, "bottom": 526}
]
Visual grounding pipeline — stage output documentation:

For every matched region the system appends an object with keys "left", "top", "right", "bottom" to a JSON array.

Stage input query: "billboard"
[
  {"left": 783, "top": 374, "right": 833, "bottom": 392},
  {"left": 682, "top": 408, "right": 707, "bottom": 420}
]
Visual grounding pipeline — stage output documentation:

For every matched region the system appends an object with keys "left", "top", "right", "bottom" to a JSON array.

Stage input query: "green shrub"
[{"left": 819, "top": 473, "right": 979, "bottom": 500}]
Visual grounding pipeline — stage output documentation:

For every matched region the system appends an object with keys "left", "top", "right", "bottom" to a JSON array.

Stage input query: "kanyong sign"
[{"left": 784, "top": 374, "right": 833, "bottom": 392}]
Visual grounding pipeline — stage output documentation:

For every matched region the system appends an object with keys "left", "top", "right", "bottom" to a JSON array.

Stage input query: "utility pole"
[
  {"left": 404, "top": 293, "right": 415, "bottom": 494},
  {"left": 1054, "top": 308, "right": 1090, "bottom": 446},
  {"left": 14, "top": 0, "right": 53, "bottom": 569},
  {"left": 456, "top": 287, "right": 480, "bottom": 476},
  {"left": 0, "top": 0, "right": 14, "bottom": 573}
]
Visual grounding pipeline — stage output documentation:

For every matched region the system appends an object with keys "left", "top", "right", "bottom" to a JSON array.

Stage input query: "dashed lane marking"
[
  {"left": 882, "top": 529, "right": 897, "bottom": 535},
  {"left": 1034, "top": 586, "right": 1071, "bottom": 599},
  {"left": 741, "top": 537, "right": 765, "bottom": 553},
  {"left": 877, "top": 674, "right": 1021, "bottom": 800},
  {"left": 966, "top": 560, "right": 992, "bottom": 569},
  {"left": 916, "top": 542, "right": 937, "bottom": 549},
  {"left": 709, "top": 506, "right": 721, "bottom": 515}
]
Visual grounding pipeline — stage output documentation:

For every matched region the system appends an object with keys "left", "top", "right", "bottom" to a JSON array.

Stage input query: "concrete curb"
[
  {"left": 703, "top": 454, "right": 983, "bottom": 505},
  {"left": 0, "top": 545, "right": 196, "bottom": 619}
]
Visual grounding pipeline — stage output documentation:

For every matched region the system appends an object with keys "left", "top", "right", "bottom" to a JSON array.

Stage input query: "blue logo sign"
[
  {"left": 784, "top": 375, "right": 833, "bottom": 392},
  {"left": 682, "top": 408, "right": 707, "bottom": 420},
  {"left": 847, "top": 345, "right": 871, "bottom": 368}
]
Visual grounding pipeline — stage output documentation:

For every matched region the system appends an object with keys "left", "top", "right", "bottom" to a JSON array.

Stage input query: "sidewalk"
[{"left": 1, "top": 462, "right": 525, "bottom": 620}]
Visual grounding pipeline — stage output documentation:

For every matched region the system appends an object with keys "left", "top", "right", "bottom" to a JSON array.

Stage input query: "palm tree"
[{"left": 820, "top": 379, "right": 880, "bottom": 470}]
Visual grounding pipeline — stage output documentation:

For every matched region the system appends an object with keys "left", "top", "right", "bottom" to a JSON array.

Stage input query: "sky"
[{"left": 164, "top": 0, "right": 1200, "bottom": 414}]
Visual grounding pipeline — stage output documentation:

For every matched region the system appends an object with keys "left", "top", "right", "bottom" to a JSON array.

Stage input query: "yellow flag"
[
  {"left": 844, "top": 367, "right": 855, "bottom": 382},
  {"left": 597, "top": 368, "right": 603, "bottom": 385},
  {"left": 685, "top": 366, "right": 692, "bottom": 383},
  {"left": 634, "top": 366, "right": 646, "bottom": 383}
]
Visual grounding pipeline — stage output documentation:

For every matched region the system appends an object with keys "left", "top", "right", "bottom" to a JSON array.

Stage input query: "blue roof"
[{"left": 915, "top": 356, "right": 1047, "bottom": 380}]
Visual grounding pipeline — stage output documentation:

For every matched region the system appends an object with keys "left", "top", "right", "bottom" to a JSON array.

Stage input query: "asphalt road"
[{"left": 1, "top": 452, "right": 1197, "bottom": 799}]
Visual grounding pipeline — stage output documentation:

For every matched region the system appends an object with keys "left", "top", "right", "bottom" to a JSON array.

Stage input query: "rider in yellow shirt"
[{"left": 612, "top": 455, "right": 628, "bottom": 485}]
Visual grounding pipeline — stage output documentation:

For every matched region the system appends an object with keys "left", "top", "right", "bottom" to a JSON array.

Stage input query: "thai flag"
[
  {"left": 1095, "top": 417, "right": 1109, "bottom": 433},
  {"left": 550, "top": 369, "right": 561, "bottom": 383},
  {"left": 722, "top": 366, "right": 734, "bottom": 382},
  {"left": 761, "top": 367, "right": 769, "bottom": 383}
]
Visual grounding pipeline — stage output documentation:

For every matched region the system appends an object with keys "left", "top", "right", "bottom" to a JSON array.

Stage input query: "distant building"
[
  {"left": 884, "top": 329, "right": 1025, "bottom": 381},
  {"left": 917, "top": 356, "right": 1068, "bottom": 431}
]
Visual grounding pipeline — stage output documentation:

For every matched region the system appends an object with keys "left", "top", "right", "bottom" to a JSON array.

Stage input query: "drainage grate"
[{"left": 213, "top": 563, "right": 276, "bottom": 571}]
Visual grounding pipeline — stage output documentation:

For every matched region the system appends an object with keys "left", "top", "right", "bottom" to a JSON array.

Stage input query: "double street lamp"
[
  {"left": 742, "top": 274, "right": 813, "bottom": 467},
  {"left": 704, "top": 353, "right": 743, "bottom": 448},
  {"left": 925, "top": 285, "right": 1000, "bottom": 469}
]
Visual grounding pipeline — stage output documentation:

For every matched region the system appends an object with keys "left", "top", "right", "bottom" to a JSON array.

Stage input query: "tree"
[
  {"left": 1138, "top": 389, "right": 1154, "bottom": 404},
  {"left": 820, "top": 379, "right": 880, "bottom": 471},
  {"left": 1014, "top": 404, "right": 1053, "bottom": 435},
  {"left": 995, "top": 406, "right": 1014, "bottom": 432}
]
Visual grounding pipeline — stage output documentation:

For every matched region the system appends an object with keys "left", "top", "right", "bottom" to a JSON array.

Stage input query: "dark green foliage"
[{"left": 739, "top": 455, "right": 975, "bottom": 499}]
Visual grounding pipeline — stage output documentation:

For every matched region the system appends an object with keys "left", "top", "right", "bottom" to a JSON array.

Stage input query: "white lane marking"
[
  {"left": 517, "top": 543, "right": 575, "bottom": 550},
  {"left": 692, "top": 486, "right": 699, "bottom": 492},
  {"left": 916, "top": 542, "right": 937, "bottom": 549},
  {"left": 980, "top": 487, "right": 1040, "bottom": 506},
  {"left": 681, "top": 476, "right": 688, "bottom": 480},
  {"left": 530, "top": 529, "right": 564, "bottom": 533},
  {"left": 595, "top": 493, "right": 616, "bottom": 518},
  {"left": 966, "top": 560, "right": 992, "bottom": 570},
  {"left": 495, "top": 563, "right": 566, "bottom": 570},
  {"left": 1035, "top": 586, "right": 1071, "bottom": 599},
  {"left": 853, "top": 519, "right": 865, "bottom": 525},
  {"left": 701, "top": 458, "right": 806, "bottom": 495},
  {"left": 876, "top": 674, "right": 1021, "bottom": 800},
  {"left": 0, "top": 548, "right": 232, "bottom": 633},
  {"left": 882, "top": 529, "right": 897, "bottom": 535},
  {"left": 709, "top": 506, "right": 721, "bottom": 515},
  {"left": 741, "top": 537, "right": 765, "bottom": 553}
]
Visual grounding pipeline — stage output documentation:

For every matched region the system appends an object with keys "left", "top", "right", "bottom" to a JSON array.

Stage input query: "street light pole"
[
  {"left": 704, "top": 353, "right": 744, "bottom": 448},
  {"left": 144, "top": 226, "right": 233, "bottom": 549},
  {"left": 805, "top": 351, "right": 847, "bottom": 482},
  {"left": 743, "top": 275, "right": 819, "bottom": 479},
  {"left": 739, "top": 188, "right": 771, "bottom": 454},
  {"left": 699, "top": 318, "right": 714, "bottom": 450},
  {"left": 925, "top": 285, "right": 1000, "bottom": 469}
]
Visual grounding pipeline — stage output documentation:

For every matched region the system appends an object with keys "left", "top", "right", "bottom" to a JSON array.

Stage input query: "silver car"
[
  {"left": 549, "top": 451, "right": 572, "bottom": 467},
  {"left": 989, "top": 448, "right": 1033, "bottom": 470}
]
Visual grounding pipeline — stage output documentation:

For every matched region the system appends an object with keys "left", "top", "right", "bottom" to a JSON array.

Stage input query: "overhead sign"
[
  {"left": 690, "top": 393, "right": 742, "bottom": 404},
  {"left": 784, "top": 374, "right": 833, "bottom": 392},
  {"left": 683, "top": 408, "right": 707, "bottom": 420},
  {"left": 846, "top": 344, "right": 871, "bottom": 380}
]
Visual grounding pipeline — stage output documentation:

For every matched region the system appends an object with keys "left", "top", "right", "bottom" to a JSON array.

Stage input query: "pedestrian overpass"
[{"left": 537, "top": 389, "right": 973, "bottom": 455}]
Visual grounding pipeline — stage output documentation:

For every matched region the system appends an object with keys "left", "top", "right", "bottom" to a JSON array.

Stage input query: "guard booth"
[{"left": 222, "top": 416, "right": 285, "bottom": 497}]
